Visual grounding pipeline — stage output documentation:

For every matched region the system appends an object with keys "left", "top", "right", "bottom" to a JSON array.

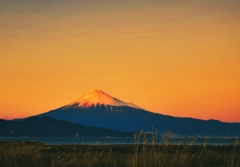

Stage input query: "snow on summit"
[{"left": 68, "top": 90, "right": 141, "bottom": 109}]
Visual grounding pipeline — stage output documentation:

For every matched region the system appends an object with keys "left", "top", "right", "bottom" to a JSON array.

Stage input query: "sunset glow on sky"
[{"left": 0, "top": 0, "right": 240, "bottom": 122}]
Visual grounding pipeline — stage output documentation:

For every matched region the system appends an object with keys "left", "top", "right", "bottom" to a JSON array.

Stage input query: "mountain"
[
  {"left": 37, "top": 90, "right": 240, "bottom": 136},
  {"left": 0, "top": 116, "right": 132, "bottom": 137}
]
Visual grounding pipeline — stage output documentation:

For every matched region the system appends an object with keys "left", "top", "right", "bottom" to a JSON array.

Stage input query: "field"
[{"left": 0, "top": 137, "right": 239, "bottom": 167}]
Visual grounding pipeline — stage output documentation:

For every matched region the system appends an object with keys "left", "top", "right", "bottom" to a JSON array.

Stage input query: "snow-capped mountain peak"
[{"left": 67, "top": 90, "right": 141, "bottom": 109}]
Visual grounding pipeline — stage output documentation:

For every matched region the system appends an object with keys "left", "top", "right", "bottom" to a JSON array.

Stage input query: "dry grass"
[{"left": 0, "top": 133, "right": 239, "bottom": 167}]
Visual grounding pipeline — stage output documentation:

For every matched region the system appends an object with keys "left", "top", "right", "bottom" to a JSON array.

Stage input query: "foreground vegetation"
[{"left": 0, "top": 134, "right": 239, "bottom": 167}]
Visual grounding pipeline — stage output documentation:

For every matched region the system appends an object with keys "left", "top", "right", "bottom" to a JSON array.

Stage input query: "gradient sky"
[{"left": 0, "top": 0, "right": 240, "bottom": 122}]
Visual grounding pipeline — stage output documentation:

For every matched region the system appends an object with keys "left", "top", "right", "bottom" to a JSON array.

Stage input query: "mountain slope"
[{"left": 37, "top": 90, "right": 240, "bottom": 136}]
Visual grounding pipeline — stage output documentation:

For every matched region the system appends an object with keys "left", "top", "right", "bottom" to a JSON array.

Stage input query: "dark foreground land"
[{"left": 0, "top": 141, "right": 239, "bottom": 167}]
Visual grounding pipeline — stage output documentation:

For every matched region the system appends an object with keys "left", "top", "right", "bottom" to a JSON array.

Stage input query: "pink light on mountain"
[{"left": 67, "top": 90, "right": 141, "bottom": 109}]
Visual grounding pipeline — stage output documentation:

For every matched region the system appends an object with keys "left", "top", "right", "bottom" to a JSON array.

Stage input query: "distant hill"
[{"left": 0, "top": 116, "right": 132, "bottom": 137}]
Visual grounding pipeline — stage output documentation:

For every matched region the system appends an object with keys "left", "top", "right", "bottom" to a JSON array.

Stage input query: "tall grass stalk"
[
  {"left": 74, "top": 133, "right": 79, "bottom": 164},
  {"left": 231, "top": 139, "right": 238, "bottom": 167}
]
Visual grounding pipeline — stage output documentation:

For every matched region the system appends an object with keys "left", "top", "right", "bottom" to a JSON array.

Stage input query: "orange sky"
[{"left": 0, "top": 0, "right": 240, "bottom": 122}]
